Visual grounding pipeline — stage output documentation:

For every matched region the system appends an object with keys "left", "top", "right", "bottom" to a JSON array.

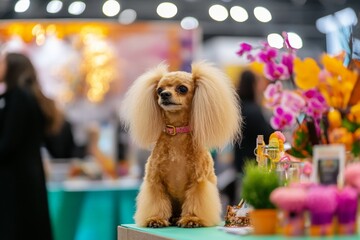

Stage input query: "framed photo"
[{"left": 311, "top": 144, "right": 345, "bottom": 187}]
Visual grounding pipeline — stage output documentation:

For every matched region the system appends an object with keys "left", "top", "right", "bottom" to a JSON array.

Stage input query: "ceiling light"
[
  {"left": 287, "top": 32, "right": 303, "bottom": 49},
  {"left": 209, "top": 4, "right": 228, "bottom": 22},
  {"left": 118, "top": 9, "right": 137, "bottom": 24},
  {"left": 14, "top": 0, "right": 30, "bottom": 13},
  {"left": 157, "top": 2, "right": 177, "bottom": 19},
  {"left": 267, "top": 33, "right": 284, "bottom": 49},
  {"left": 102, "top": 0, "right": 120, "bottom": 17},
  {"left": 47, "top": 0, "right": 63, "bottom": 14},
  {"left": 254, "top": 6, "right": 272, "bottom": 23},
  {"left": 230, "top": 6, "right": 248, "bottom": 22},
  {"left": 68, "top": 1, "right": 86, "bottom": 15},
  {"left": 181, "top": 17, "right": 199, "bottom": 30}
]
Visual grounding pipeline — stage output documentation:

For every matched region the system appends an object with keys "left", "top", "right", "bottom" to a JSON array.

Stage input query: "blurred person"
[
  {"left": 0, "top": 52, "right": 62, "bottom": 240},
  {"left": 224, "top": 70, "right": 273, "bottom": 205},
  {"left": 234, "top": 70, "right": 273, "bottom": 172},
  {"left": 44, "top": 119, "right": 76, "bottom": 159},
  {"left": 86, "top": 123, "right": 117, "bottom": 179}
]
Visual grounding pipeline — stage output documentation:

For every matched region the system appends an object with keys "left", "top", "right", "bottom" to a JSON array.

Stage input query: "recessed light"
[
  {"left": 68, "top": 1, "right": 86, "bottom": 15},
  {"left": 209, "top": 4, "right": 228, "bottom": 22},
  {"left": 47, "top": 0, "right": 63, "bottom": 14},
  {"left": 267, "top": 33, "right": 284, "bottom": 49},
  {"left": 14, "top": 0, "right": 30, "bottom": 13},
  {"left": 118, "top": 9, "right": 137, "bottom": 24},
  {"left": 157, "top": 2, "right": 177, "bottom": 19},
  {"left": 230, "top": 6, "right": 248, "bottom": 22},
  {"left": 287, "top": 32, "right": 303, "bottom": 49},
  {"left": 254, "top": 6, "right": 272, "bottom": 23},
  {"left": 181, "top": 17, "right": 199, "bottom": 30},
  {"left": 103, "top": 0, "right": 121, "bottom": 17}
]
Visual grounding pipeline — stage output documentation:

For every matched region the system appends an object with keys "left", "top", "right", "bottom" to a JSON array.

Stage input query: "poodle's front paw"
[
  {"left": 146, "top": 217, "right": 170, "bottom": 228},
  {"left": 177, "top": 216, "right": 203, "bottom": 228}
]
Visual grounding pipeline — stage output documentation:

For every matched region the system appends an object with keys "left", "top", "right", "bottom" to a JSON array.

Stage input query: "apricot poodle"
[{"left": 121, "top": 62, "right": 242, "bottom": 228}]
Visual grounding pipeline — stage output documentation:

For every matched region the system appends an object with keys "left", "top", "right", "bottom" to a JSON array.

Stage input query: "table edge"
[{"left": 118, "top": 226, "right": 173, "bottom": 240}]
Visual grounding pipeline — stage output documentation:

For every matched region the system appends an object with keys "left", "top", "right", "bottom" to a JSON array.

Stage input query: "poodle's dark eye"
[
  {"left": 157, "top": 88, "right": 163, "bottom": 95},
  {"left": 177, "top": 85, "right": 188, "bottom": 94}
]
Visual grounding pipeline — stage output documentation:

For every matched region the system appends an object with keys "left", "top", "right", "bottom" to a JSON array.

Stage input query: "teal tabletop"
[{"left": 120, "top": 224, "right": 360, "bottom": 240}]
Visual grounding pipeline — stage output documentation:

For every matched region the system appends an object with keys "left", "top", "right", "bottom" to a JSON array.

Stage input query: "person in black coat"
[
  {"left": 0, "top": 52, "right": 62, "bottom": 240},
  {"left": 223, "top": 70, "right": 273, "bottom": 205},
  {"left": 234, "top": 70, "right": 274, "bottom": 173}
]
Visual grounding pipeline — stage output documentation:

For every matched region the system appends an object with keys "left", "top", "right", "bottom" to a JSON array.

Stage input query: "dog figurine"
[{"left": 121, "top": 62, "right": 242, "bottom": 228}]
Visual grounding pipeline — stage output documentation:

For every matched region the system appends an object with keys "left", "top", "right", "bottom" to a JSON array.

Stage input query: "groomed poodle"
[{"left": 121, "top": 62, "right": 242, "bottom": 228}]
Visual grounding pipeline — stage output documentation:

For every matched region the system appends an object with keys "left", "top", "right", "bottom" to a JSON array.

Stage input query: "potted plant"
[{"left": 241, "top": 163, "right": 280, "bottom": 235}]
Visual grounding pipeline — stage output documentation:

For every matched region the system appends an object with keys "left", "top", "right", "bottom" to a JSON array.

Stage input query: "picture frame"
[{"left": 311, "top": 144, "right": 345, "bottom": 187}]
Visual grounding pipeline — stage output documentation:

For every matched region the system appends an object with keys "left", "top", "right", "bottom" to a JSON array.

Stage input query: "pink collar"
[{"left": 164, "top": 125, "right": 191, "bottom": 136}]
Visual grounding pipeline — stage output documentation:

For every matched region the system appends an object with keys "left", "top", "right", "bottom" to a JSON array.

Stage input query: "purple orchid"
[
  {"left": 281, "top": 53, "right": 295, "bottom": 75},
  {"left": 264, "top": 81, "right": 283, "bottom": 108},
  {"left": 282, "top": 32, "right": 294, "bottom": 50},
  {"left": 280, "top": 90, "right": 306, "bottom": 114},
  {"left": 302, "top": 89, "right": 328, "bottom": 134},
  {"left": 302, "top": 89, "right": 328, "bottom": 118},
  {"left": 270, "top": 106, "right": 296, "bottom": 130},
  {"left": 264, "top": 62, "right": 290, "bottom": 81},
  {"left": 257, "top": 47, "right": 278, "bottom": 63},
  {"left": 236, "top": 43, "right": 252, "bottom": 56}
]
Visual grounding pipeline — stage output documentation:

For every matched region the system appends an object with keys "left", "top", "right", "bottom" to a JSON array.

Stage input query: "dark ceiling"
[{"left": 0, "top": 0, "right": 359, "bottom": 41}]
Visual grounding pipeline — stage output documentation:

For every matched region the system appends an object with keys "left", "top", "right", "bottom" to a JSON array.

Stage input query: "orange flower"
[
  {"left": 293, "top": 58, "right": 320, "bottom": 90},
  {"left": 328, "top": 127, "right": 354, "bottom": 151},
  {"left": 354, "top": 129, "right": 360, "bottom": 141}
]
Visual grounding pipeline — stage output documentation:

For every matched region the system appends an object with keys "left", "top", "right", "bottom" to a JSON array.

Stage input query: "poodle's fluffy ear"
[
  {"left": 121, "top": 63, "right": 168, "bottom": 148},
  {"left": 191, "top": 61, "right": 242, "bottom": 148}
]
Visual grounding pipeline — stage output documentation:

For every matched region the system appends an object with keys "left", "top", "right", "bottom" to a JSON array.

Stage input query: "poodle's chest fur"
[{"left": 148, "top": 133, "right": 210, "bottom": 200}]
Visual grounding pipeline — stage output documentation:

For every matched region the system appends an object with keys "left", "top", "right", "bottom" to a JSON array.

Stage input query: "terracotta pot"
[{"left": 249, "top": 209, "right": 277, "bottom": 235}]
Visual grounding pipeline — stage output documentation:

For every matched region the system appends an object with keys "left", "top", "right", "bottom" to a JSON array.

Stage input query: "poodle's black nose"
[{"left": 160, "top": 91, "right": 172, "bottom": 99}]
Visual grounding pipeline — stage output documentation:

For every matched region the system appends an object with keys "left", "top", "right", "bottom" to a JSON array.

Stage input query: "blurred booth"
[
  {"left": 0, "top": 20, "right": 200, "bottom": 240},
  {"left": 48, "top": 178, "right": 139, "bottom": 240}
]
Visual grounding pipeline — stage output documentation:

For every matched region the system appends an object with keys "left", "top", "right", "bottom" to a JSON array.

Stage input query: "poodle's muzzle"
[
  {"left": 160, "top": 91, "right": 172, "bottom": 100},
  {"left": 160, "top": 91, "right": 175, "bottom": 106}
]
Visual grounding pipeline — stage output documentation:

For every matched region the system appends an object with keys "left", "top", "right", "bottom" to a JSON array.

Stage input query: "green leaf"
[
  {"left": 342, "top": 118, "right": 358, "bottom": 132},
  {"left": 352, "top": 141, "right": 360, "bottom": 157}
]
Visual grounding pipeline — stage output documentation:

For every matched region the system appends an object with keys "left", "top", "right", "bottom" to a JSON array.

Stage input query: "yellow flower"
[
  {"left": 349, "top": 103, "right": 360, "bottom": 124},
  {"left": 328, "top": 109, "right": 342, "bottom": 129},
  {"left": 321, "top": 54, "right": 358, "bottom": 108},
  {"left": 294, "top": 58, "right": 320, "bottom": 90},
  {"left": 250, "top": 62, "right": 264, "bottom": 75},
  {"left": 321, "top": 54, "right": 346, "bottom": 76},
  {"left": 350, "top": 103, "right": 360, "bottom": 113}
]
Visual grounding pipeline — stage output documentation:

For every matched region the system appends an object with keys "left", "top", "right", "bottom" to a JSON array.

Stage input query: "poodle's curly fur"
[{"left": 121, "top": 62, "right": 242, "bottom": 228}]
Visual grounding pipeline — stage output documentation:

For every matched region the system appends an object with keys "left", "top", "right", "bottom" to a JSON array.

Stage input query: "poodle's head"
[
  {"left": 156, "top": 71, "right": 194, "bottom": 115},
  {"left": 121, "top": 62, "right": 242, "bottom": 149}
]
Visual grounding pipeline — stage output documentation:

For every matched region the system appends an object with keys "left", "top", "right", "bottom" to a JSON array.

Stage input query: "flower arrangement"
[{"left": 237, "top": 33, "right": 360, "bottom": 158}]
